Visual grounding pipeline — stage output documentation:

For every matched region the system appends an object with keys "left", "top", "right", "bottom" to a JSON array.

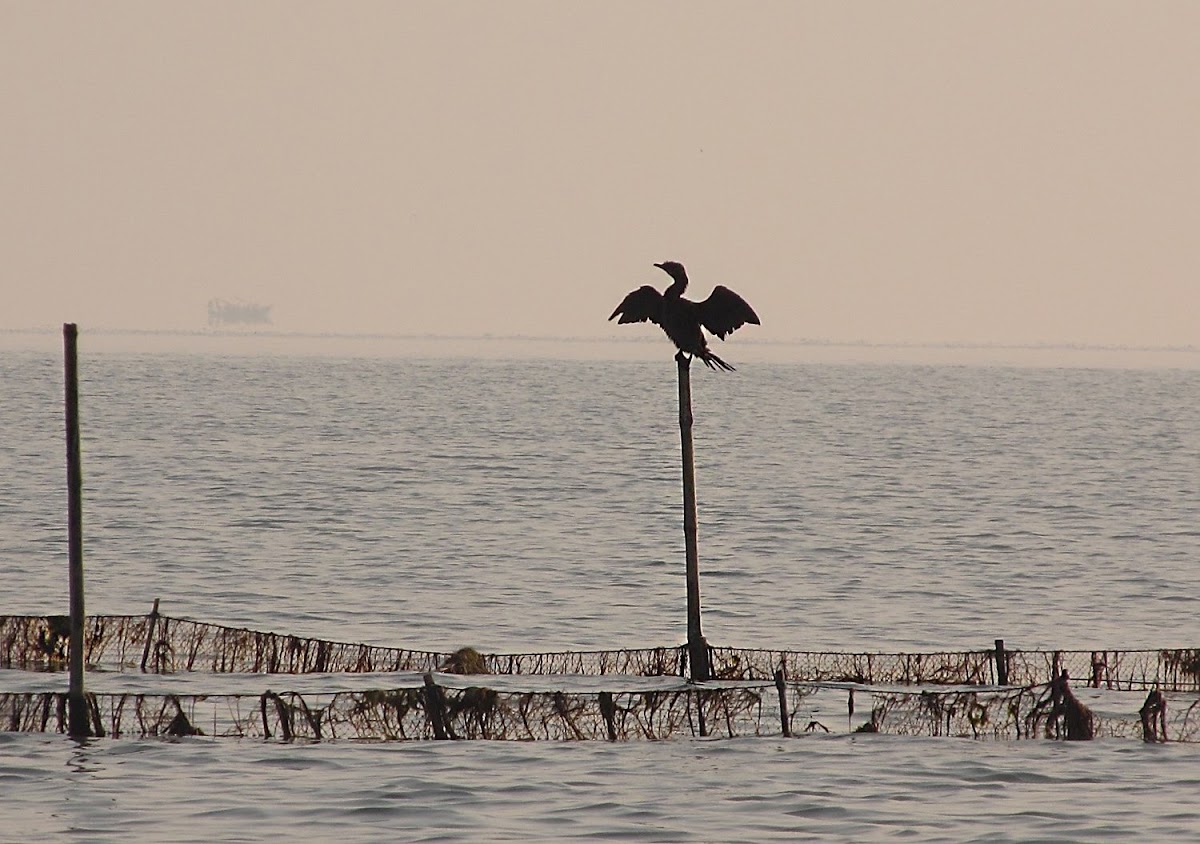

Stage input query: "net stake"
[
  {"left": 774, "top": 669, "right": 791, "bottom": 737},
  {"left": 423, "top": 673, "right": 452, "bottom": 739},
  {"left": 994, "top": 639, "right": 1009, "bottom": 686},
  {"left": 140, "top": 599, "right": 161, "bottom": 672},
  {"left": 63, "top": 324, "right": 90, "bottom": 738},
  {"left": 676, "top": 352, "right": 711, "bottom": 682}
]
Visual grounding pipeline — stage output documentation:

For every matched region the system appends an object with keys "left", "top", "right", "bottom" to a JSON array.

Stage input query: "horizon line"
[{"left": 2, "top": 326, "right": 1197, "bottom": 355}]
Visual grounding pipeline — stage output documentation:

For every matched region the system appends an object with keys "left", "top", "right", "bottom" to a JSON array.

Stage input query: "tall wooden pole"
[
  {"left": 676, "top": 352, "right": 711, "bottom": 682},
  {"left": 63, "top": 323, "right": 89, "bottom": 737}
]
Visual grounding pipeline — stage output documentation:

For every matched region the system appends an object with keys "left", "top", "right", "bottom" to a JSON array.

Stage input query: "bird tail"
[{"left": 699, "top": 350, "right": 736, "bottom": 372}]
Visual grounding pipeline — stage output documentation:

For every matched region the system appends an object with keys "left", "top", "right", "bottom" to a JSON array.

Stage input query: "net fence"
[
  {"left": 0, "top": 614, "right": 679, "bottom": 677},
  {"left": 5, "top": 612, "right": 1200, "bottom": 743},
  {"left": 712, "top": 646, "right": 1200, "bottom": 692},
  {"left": 3, "top": 613, "right": 1198, "bottom": 692},
  {"left": 869, "top": 677, "right": 1200, "bottom": 743},
  {"left": 1, "top": 681, "right": 791, "bottom": 741},
  {"left": 4, "top": 677, "right": 1197, "bottom": 743}
]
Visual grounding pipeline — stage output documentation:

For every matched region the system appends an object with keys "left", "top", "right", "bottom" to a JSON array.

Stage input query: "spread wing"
[
  {"left": 608, "top": 285, "right": 663, "bottom": 325},
  {"left": 697, "top": 285, "right": 760, "bottom": 340}
]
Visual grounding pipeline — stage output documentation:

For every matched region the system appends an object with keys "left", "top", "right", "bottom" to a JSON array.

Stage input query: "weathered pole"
[
  {"left": 775, "top": 669, "right": 792, "bottom": 737},
  {"left": 63, "top": 323, "right": 90, "bottom": 737},
  {"left": 140, "top": 598, "right": 161, "bottom": 672},
  {"left": 994, "top": 638, "right": 1009, "bottom": 686},
  {"left": 676, "top": 352, "right": 711, "bottom": 682}
]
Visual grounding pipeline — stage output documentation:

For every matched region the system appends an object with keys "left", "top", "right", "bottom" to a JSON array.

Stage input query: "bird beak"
[{"left": 652, "top": 262, "right": 664, "bottom": 269}]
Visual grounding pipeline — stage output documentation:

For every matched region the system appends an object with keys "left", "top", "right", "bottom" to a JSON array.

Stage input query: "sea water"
[{"left": 1, "top": 336, "right": 1198, "bottom": 841}]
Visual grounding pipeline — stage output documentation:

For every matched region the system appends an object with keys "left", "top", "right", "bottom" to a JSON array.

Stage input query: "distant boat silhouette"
[
  {"left": 207, "top": 298, "right": 272, "bottom": 328},
  {"left": 609, "top": 261, "right": 760, "bottom": 371}
]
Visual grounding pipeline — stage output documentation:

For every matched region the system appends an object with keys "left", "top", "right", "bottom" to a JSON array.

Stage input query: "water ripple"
[{"left": 1, "top": 353, "right": 1199, "bottom": 840}]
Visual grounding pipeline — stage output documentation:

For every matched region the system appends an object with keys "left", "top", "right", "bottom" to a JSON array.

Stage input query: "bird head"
[{"left": 653, "top": 261, "right": 688, "bottom": 286}]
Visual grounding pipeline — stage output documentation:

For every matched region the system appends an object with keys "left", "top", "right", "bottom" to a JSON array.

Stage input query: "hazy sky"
[{"left": 3, "top": 2, "right": 1198, "bottom": 347}]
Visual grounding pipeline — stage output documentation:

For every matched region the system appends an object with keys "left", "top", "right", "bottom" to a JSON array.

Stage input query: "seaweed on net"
[
  {"left": 5, "top": 675, "right": 1200, "bottom": 742},
  {"left": 441, "top": 647, "right": 490, "bottom": 675},
  {"left": 1023, "top": 671, "right": 1095, "bottom": 740},
  {"left": 5, "top": 613, "right": 1200, "bottom": 696},
  {"left": 5, "top": 613, "right": 1200, "bottom": 743}
]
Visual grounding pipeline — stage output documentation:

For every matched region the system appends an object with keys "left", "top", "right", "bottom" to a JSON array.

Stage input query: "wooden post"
[
  {"left": 140, "top": 598, "right": 161, "bottom": 672},
  {"left": 774, "top": 669, "right": 791, "bottom": 737},
  {"left": 599, "top": 691, "right": 618, "bottom": 741},
  {"left": 676, "top": 352, "right": 710, "bottom": 682},
  {"left": 423, "top": 672, "right": 451, "bottom": 740},
  {"left": 1139, "top": 690, "right": 1167, "bottom": 743},
  {"left": 994, "top": 638, "right": 1009, "bottom": 686},
  {"left": 63, "top": 323, "right": 90, "bottom": 738}
]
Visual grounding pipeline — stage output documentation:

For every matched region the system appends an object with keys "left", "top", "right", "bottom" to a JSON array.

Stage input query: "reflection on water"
[{"left": 66, "top": 738, "right": 105, "bottom": 775}]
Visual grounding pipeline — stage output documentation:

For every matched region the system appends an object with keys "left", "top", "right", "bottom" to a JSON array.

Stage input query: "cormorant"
[{"left": 609, "top": 261, "right": 760, "bottom": 371}]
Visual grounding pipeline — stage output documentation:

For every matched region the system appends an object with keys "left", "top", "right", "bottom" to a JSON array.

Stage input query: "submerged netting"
[
  {"left": 0, "top": 682, "right": 794, "bottom": 741},
  {"left": 3, "top": 613, "right": 1199, "bottom": 692},
  {"left": 4, "top": 678, "right": 1199, "bottom": 743},
  {"left": 5, "top": 613, "right": 1200, "bottom": 742},
  {"left": 711, "top": 646, "right": 1200, "bottom": 692},
  {"left": 0, "top": 614, "right": 678, "bottom": 677},
  {"left": 0, "top": 614, "right": 447, "bottom": 675},
  {"left": 858, "top": 681, "right": 1200, "bottom": 743}
]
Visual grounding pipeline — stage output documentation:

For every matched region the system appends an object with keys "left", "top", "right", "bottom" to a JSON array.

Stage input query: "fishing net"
[
  {"left": 3, "top": 613, "right": 1197, "bottom": 692},
  {"left": 710, "top": 646, "right": 1200, "bottom": 691},
  {"left": 5, "top": 678, "right": 1199, "bottom": 743},
  {"left": 0, "top": 682, "right": 799, "bottom": 741},
  {"left": 0, "top": 614, "right": 679, "bottom": 677},
  {"left": 5, "top": 613, "right": 1200, "bottom": 743}
]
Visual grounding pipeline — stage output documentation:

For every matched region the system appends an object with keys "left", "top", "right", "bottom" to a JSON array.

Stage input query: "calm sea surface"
[{"left": 1, "top": 336, "right": 1199, "bottom": 841}]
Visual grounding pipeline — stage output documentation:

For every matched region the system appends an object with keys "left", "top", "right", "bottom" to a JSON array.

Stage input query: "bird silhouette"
[{"left": 609, "top": 261, "right": 760, "bottom": 371}]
